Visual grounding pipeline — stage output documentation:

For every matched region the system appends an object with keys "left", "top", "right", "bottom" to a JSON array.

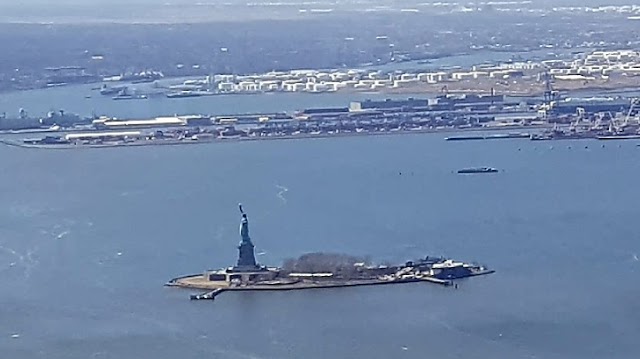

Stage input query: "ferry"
[{"left": 457, "top": 167, "right": 499, "bottom": 174}]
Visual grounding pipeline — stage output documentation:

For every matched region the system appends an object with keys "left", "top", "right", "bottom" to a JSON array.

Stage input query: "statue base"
[{"left": 229, "top": 265, "right": 265, "bottom": 273}]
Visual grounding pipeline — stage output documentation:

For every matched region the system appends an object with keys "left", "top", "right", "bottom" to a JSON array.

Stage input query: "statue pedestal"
[{"left": 236, "top": 241, "right": 257, "bottom": 268}]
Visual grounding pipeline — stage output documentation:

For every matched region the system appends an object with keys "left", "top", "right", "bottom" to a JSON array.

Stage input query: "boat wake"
[
  {"left": 0, "top": 244, "right": 40, "bottom": 279},
  {"left": 276, "top": 184, "right": 289, "bottom": 204}
]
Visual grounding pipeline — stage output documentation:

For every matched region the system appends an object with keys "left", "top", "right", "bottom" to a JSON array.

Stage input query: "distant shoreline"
[
  {"left": 0, "top": 124, "right": 549, "bottom": 150},
  {"left": 2, "top": 75, "right": 639, "bottom": 100}
]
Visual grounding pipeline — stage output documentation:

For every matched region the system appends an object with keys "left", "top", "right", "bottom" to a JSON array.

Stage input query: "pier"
[
  {"left": 6, "top": 94, "right": 637, "bottom": 149},
  {"left": 1, "top": 95, "right": 554, "bottom": 149}
]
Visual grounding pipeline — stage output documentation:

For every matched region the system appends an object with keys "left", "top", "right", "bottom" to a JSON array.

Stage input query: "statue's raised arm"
[{"left": 239, "top": 203, "right": 244, "bottom": 215}]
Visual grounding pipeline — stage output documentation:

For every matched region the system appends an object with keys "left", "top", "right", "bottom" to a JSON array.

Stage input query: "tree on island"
[{"left": 281, "top": 252, "right": 372, "bottom": 279}]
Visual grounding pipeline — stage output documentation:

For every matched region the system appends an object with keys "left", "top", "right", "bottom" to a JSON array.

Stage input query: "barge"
[
  {"left": 457, "top": 167, "right": 499, "bottom": 174},
  {"left": 597, "top": 134, "right": 640, "bottom": 140},
  {"left": 445, "top": 133, "right": 530, "bottom": 141}
]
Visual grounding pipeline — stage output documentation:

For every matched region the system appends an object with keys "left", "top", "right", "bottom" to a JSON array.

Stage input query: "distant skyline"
[
  {"left": 0, "top": 0, "right": 636, "bottom": 25},
  {"left": 0, "top": 0, "right": 638, "bottom": 5}
]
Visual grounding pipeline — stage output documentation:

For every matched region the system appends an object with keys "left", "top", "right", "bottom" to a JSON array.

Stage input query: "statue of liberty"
[{"left": 235, "top": 204, "right": 257, "bottom": 269}]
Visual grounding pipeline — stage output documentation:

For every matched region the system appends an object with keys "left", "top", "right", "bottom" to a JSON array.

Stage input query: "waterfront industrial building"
[
  {"left": 64, "top": 131, "right": 142, "bottom": 141},
  {"left": 92, "top": 115, "right": 212, "bottom": 129}
]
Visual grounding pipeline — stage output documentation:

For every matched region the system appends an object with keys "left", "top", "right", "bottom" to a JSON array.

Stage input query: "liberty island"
[{"left": 166, "top": 204, "right": 494, "bottom": 301}]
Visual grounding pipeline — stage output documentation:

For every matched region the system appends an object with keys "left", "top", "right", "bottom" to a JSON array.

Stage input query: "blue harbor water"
[{"left": 1, "top": 88, "right": 640, "bottom": 359}]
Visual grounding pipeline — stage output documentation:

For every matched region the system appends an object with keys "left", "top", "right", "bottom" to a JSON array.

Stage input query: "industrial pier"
[
  {"left": 0, "top": 94, "right": 548, "bottom": 148},
  {"left": 5, "top": 94, "right": 638, "bottom": 149},
  {"left": 166, "top": 205, "right": 494, "bottom": 301}
]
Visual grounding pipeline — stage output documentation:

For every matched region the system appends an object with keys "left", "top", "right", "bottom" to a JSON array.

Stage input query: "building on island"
[{"left": 203, "top": 205, "right": 279, "bottom": 286}]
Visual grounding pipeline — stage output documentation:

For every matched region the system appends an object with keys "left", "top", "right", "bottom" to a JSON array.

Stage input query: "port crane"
[
  {"left": 593, "top": 111, "right": 614, "bottom": 130},
  {"left": 541, "top": 71, "right": 559, "bottom": 107},
  {"left": 622, "top": 98, "right": 639, "bottom": 128},
  {"left": 571, "top": 107, "right": 586, "bottom": 130},
  {"left": 537, "top": 71, "right": 560, "bottom": 120},
  {"left": 608, "top": 98, "right": 639, "bottom": 134}
]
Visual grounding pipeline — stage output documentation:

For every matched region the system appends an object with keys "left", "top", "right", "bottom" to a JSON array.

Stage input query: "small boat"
[{"left": 457, "top": 167, "right": 498, "bottom": 174}]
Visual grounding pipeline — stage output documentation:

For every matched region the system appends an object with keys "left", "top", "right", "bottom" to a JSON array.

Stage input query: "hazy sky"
[
  {"left": 0, "top": 0, "right": 634, "bottom": 23},
  {"left": 0, "top": 0, "right": 636, "bottom": 5}
]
